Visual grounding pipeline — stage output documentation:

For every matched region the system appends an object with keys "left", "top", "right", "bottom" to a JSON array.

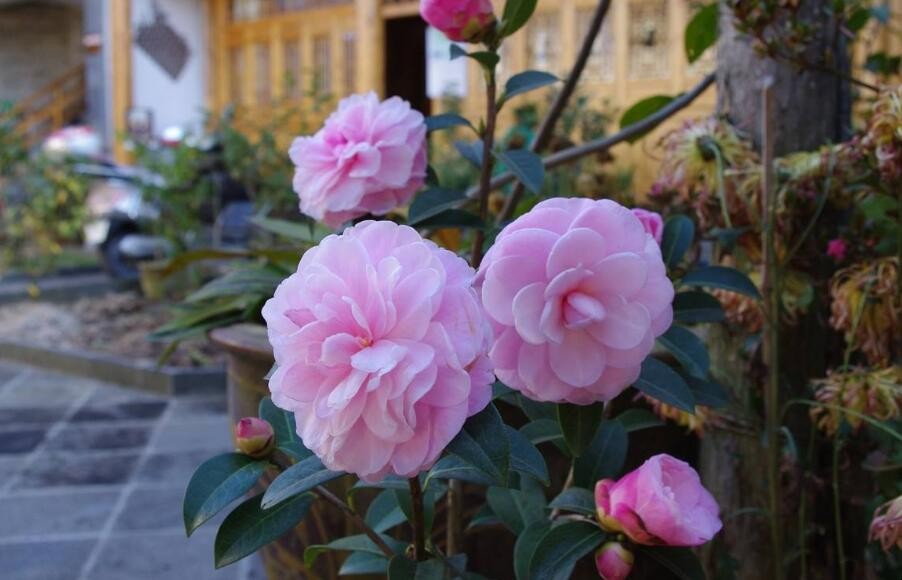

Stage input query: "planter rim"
[{"left": 209, "top": 323, "right": 274, "bottom": 363}]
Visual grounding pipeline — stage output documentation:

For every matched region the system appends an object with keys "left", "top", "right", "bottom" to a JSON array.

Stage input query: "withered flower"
[{"left": 810, "top": 366, "right": 902, "bottom": 436}]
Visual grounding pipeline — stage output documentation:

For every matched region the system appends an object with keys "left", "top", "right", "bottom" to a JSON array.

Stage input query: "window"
[
  {"left": 255, "top": 43, "right": 271, "bottom": 104},
  {"left": 283, "top": 40, "right": 301, "bottom": 99},
  {"left": 577, "top": 8, "right": 614, "bottom": 82},
  {"left": 313, "top": 34, "right": 332, "bottom": 95},
  {"left": 527, "top": 11, "right": 560, "bottom": 75},
  {"left": 342, "top": 32, "right": 356, "bottom": 95},
  {"left": 628, "top": 0, "right": 669, "bottom": 80},
  {"left": 229, "top": 46, "right": 244, "bottom": 104}
]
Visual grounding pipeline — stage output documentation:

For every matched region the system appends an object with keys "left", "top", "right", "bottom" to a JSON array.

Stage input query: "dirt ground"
[{"left": 0, "top": 292, "right": 225, "bottom": 367}]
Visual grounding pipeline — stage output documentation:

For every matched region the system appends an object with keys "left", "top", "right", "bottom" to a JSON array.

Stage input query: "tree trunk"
[{"left": 702, "top": 3, "right": 851, "bottom": 578}]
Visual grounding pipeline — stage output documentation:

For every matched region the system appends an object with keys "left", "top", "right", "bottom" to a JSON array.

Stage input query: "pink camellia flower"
[
  {"left": 826, "top": 238, "right": 847, "bottom": 262},
  {"left": 262, "top": 220, "right": 493, "bottom": 481},
  {"left": 420, "top": 0, "right": 496, "bottom": 43},
  {"left": 476, "top": 197, "right": 674, "bottom": 404},
  {"left": 595, "top": 542, "right": 634, "bottom": 580},
  {"left": 289, "top": 92, "right": 427, "bottom": 228},
  {"left": 235, "top": 417, "right": 275, "bottom": 458},
  {"left": 595, "top": 454, "right": 722, "bottom": 546},
  {"left": 631, "top": 208, "right": 664, "bottom": 245}
]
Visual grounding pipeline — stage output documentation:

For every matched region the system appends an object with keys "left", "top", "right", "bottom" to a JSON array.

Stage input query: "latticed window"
[
  {"left": 231, "top": 0, "right": 353, "bottom": 21},
  {"left": 342, "top": 32, "right": 357, "bottom": 95},
  {"left": 229, "top": 46, "right": 244, "bottom": 104},
  {"left": 283, "top": 40, "right": 302, "bottom": 99},
  {"left": 577, "top": 7, "right": 615, "bottom": 82},
  {"left": 527, "top": 11, "right": 560, "bottom": 75},
  {"left": 628, "top": 0, "right": 670, "bottom": 79},
  {"left": 313, "top": 34, "right": 332, "bottom": 95},
  {"left": 255, "top": 43, "right": 271, "bottom": 104}
]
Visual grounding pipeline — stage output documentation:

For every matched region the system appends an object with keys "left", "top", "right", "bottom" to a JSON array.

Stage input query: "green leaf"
[
  {"left": 425, "top": 113, "right": 475, "bottom": 133},
  {"left": 449, "top": 44, "right": 500, "bottom": 69},
  {"left": 393, "top": 485, "right": 440, "bottom": 534},
  {"left": 615, "top": 408, "right": 664, "bottom": 432},
  {"left": 454, "top": 140, "right": 485, "bottom": 167},
  {"left": 528, "top": 521, "right": 605, "bottom": 580},
  {"left": 658, "top": 326, "right": 710, "bottom": 379},
  {"left": 408, "top": 188, "right": 467, "bottom": 225},
  {"left": 446, "top": 404, "right": 510, "bottom": 485},
  {"left": 520, "top": 419, "right": 563, "bottom": 445},
  {"left": 261, "top": 456, "right": 343, "bottom": 508},
  {"left": 682, "top": 265, "right": 761, "bottom": 299},
  {"left": 365, "top": 490, "right": 407, "bottom": 533},
  {"left": 556, "top": 403, "right": 604, "bottom": 457},
  {"left": 502, "top": 71, "right": 559, "bottom": 102},
  {"left": 865, "top": 52, "right": 901, "bottom": 76},
  {"left": 548, "top": 487, "right": 595, "bottom": 516},
  {"left": 185, "top": 265, "right": 284, "bottom": 304},
  {"left": 487, "top": 486, "right": 546, "bottom": 534},
  {"left": 214, "top": 492, "right": 313, "bottom": 568},
  {"left": 673, "top": 291, "right": 725, "bottom": 324},
  {"left": 183, "top": 453, "right": 268, "bottom": 536},
  {"left": 506, "top": 426, "right": 550, "bottom": 485},
  {"left": 425, "top": 455, "right": 497, "bottom": 488},
  {"left": 685, "top": 3, "right": 718, "bottom": 64},
  {"left": 846, "top": 7, "right": 871, "bottom": 32},
  {"left": 494, "top": 149, "right": 545, "bottom": 194},
  {"left": 414, "top": 208, "right": 484, "bottom": 229},
  {"left": 306, "top": 534, "right": 406, "bottom": 569},
  {"left": 684, "top": 375, "right": 730, "bottom": 409},
  {"left": 258, "top": 397, "right": 310, "bottom": 461},
  {"left": 634, "top": 357, "right": 696, "bottom": 412},
  {"left": 619, "top": 95, "right": 675, "bottom": 142},
  {"left": 662, "top": 215, "right": 695, "bottom": 268},
  {"left": 638, "top": 546, "right": 706, "bottom": 580},
  {"left": 249, "top": 215, "right": 328, "bottom": 243},
  {"left": 387, "top": 556, "right": 446, "bottom": 580},
  {"left": 573, "top": 421, "right": 628, "bottom": 488},
  {"left": 500, "top": 0, "right": 539, "bottom": 37},
  {"left": 468, "top": 502, "right": 501, "bottom": 529},
  {"left": 339, "top": 551, "right": 388, "bottom": 576},
  {"left": 515, "top": 521, "right": 551, "bottom": 580}
]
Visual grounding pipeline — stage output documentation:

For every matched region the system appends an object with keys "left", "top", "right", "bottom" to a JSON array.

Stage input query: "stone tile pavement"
[{"left": 0, "top": 361, "right": 264, "bottom": 580}]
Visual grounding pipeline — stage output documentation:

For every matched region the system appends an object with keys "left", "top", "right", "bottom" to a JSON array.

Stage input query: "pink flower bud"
[
  {"left": 420, "top": 0, "right": 497, "bottom": 43},
  {"left": 235, "top": 417, "right": 275, "bottom": 458},
  {"left": 595, "top": 542, "right": 634, "bottom": 580},
  {"left": 826, "top": 238, "right": 847, "bottom": 262},
  {"left": 631, "top": 208, "right": 664, "bottom": 244}
]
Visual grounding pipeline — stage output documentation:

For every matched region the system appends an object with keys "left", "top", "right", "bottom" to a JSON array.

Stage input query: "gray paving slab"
[
  {"left": 151, "top": 417, "right": 233, "bottom": 453},
  {"left": 168, "top": 395, "right": 229, "bottom": 419},
  {"left": 45, "top": 423, "right": 153, "bottom": 452},
  {"left": 0, "top": 425, "right": 47, "bottom": 454},
  {"left": 135, "top": 448, "right": 217, "bottom": 487},
  {"left": 0, "top": 490, "right": 119, "bottom": 538},
  {"left": 0, "top": 370, "right": 99, "bottom": 408},
  {"left": 0, "top": 539, "right": 98, "bottom": 580},
  {"left": 15, "top": 450, "right": 141, "bottom": 488}
]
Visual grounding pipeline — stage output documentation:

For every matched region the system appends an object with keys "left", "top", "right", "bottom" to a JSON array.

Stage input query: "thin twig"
[
  {"left": 497, "top": 0, "right": 613, "bottom": 224},
  {"left": 313, "top": 486, "right": 395, "bottom": 558},
  {"left": 408, "top": 477, "right": 427, "bottom": 562},
  {"left": 468, "top": 73, "right": 716, "bottom": 201},
  {"left": 446, "top": 479, "right": 463, "bottom": 555},
  {"left": 469, "top": 62, "right": 499, "bottom": 267}
]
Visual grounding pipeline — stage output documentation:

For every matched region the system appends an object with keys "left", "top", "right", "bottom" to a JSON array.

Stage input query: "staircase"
[{"left": 6, "top": 64, "right": 86, "bottom": 148}]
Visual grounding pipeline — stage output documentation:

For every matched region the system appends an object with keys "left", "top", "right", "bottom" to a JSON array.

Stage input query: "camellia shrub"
[{"left": 181, "top": 2, "right": 780, "bottom": 579}]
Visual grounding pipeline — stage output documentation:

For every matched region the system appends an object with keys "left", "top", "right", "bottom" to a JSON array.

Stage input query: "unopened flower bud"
[
  {"left": 235, "top": 417, "right": 274, "bottom": 458},
  {"left": 595, "top": 542, "right": 634, "bottom": 580}
]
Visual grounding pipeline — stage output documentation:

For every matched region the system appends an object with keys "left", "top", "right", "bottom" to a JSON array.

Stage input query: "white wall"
[{"left": 130, "top": 0, "right": 207, "bottom": 136}]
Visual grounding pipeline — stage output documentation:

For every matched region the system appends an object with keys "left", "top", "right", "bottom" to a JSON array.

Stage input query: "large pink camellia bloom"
[
  {"left": 289, "top": 92, "right": 427, "bottom": 228},
  {"left": 595, "top": 454, "right": 722, "bottom": 546},
  {"left": 262, "top": 220, "right": 493, "bottom": 481},
  {"left": 420, "top": 0, "right": 496, "bottom": 43},
  {"left": 476, "top": 198, "right": 674, "bottom": 405}
]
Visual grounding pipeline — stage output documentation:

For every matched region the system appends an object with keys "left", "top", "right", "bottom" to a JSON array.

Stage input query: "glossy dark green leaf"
[
  {"left": 339, "top": 551, "right": 388, "bottom": 576},
  {"left": 682, "top": 265, "right": 761, "bottom": 299},
  {"left": 514, "top": 521, "right": 551, "bottom": 580},
  {"left": 454, "top": 140, "right": 485, "bottom": 167},
  {"left": 556, "top": 403, "right": 604, "bottom": 457},
  {"left": 685, "top": 3, "right": 718, "bottom": 64},
  {"left": 447, "top": 404, "right": 510, "bottom": 485},
  {"left": 619, "top": 95, "right": 675, "bottom": 142},
  {"left": 662, "top": 214, "right": 695, "bottom": 268},
  {"left": 847, "top": 7, "right": 871, "bottom": 32},
  {"left": 658, "top": 326, "right": 710, "bottom": 379},
  {"left": 425, "top": 455, "right": 497, "bottom": 488},
  {"left": 528, "top": 521, "right": 605, "bottom": 580},
  {"left": 573, "top": 420, "right": 628, "bottom": 488},
  {"left": 684, "top": 375, "right": 730, "bottom": 409},
  {"left": 214, "top": 492, "right": 313, "bottom": 568},
  {"left": 261, "top": 456, "right": 342, "bottom": 508},
  {"left": 506, "top": 426, "right": 550, "bottom": 485},
  {"left": 520, "top": 419, "right": 563, "bottom": 445},
  {"left": 548, "top": 487, "right": 595, "bottom": 516},
  {"left": 673, "top": 291, "right": 725, "bottom": 323},
  {"left": 408, "top": 188, "right": 467, "bottom": 225},
  {"left": 449, "top": 44, "right": 500, "bottom": 69},
  {"left": 486, "top": 486, "right": 546, "bottom": 534},
  {"left": 365, "top": 490, "right": 407, "bottom": 533},
  {"left": 258, "top": 397, "right": 310, "bottom": 461},
  {"left": 634, "top": 357, "right": 696, "bottom": 413},
  {"left": 183, "top": 453, "right": 268, "bottom": 536},
  {"left": 494, "top": 148, "right": 545, "bottom": 194},
  {"left": 393, "top": 485, "right": 440, "bottom": 534},
  {"left": 416, "top": 208, "right": 484, "bottom": 229},
  {"left": 387, "top": 556, "right": 446, "bottom": 580},
  {"left": 865, "top": 52, "right": 901, "bottom": 76},
  {"left": 502, "top": 70, "right": 559, "bottom": 102},
  {"left": 638, "top": 546, "right": 706, "bottom": 580},
  {"left": 425, "top": 113, "right": 475, "bottom": 133},
  {"left": 615, "top": 408, "right": 664, "bottom": 432},
  {"left": 500, "top": 0, "right": 539, "bottom": 37},
  {"left": 305, "top": 533, "right": 406, "bottom": 568}
]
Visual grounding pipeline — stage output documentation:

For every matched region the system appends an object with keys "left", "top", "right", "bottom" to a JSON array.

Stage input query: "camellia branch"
[
  {"left": 498, "top": 0, "right": 613, "bottom": 224},
  {"left": 312, "top": 486, "right": 396, "bottom": 558},
  {"left": 470, "top": 58, "right": 500, "bottom": 267},
  {"left": 468, "top": 73, "right": 716, "bottom": 201},
  {"left": 408, "top": 477, "right": 427, "bottom": 561}
]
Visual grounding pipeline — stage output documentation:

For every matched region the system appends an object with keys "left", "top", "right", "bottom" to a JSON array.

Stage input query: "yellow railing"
[{"left": 11, "top": 64, "right": 86, "bottom": 148}]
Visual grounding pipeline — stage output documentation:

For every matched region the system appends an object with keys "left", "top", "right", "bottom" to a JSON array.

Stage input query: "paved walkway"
[{"left": 0, "top": 361, "right": 262, "bottom": 580}]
